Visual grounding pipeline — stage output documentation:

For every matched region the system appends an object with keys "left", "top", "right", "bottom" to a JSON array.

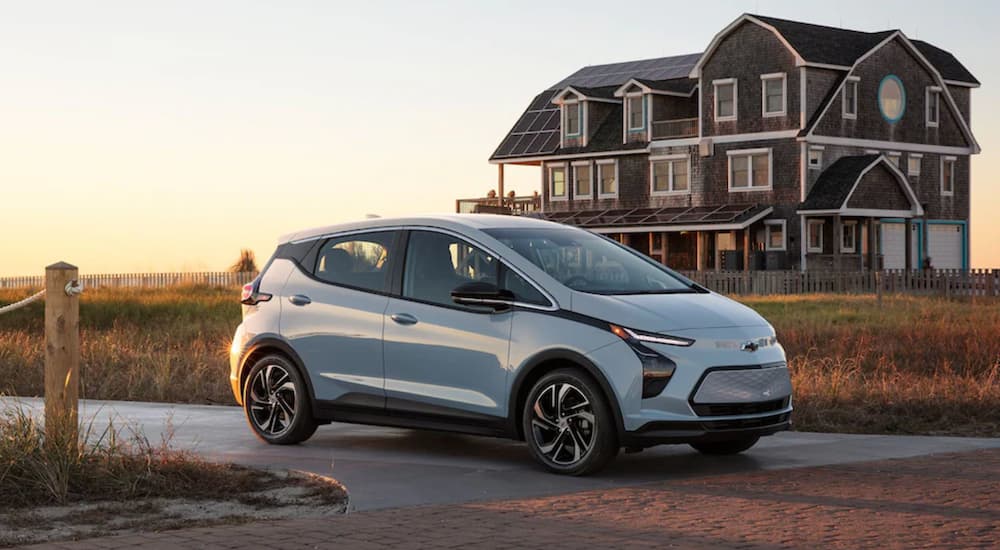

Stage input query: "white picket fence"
[
  {"left": 1, "top": 269, "right": 997, "bottom": 297},
  {"left": 0, "top": 271, "right": 258, "bottom": 290}
]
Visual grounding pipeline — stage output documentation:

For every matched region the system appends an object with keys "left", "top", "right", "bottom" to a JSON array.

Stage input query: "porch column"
[
  {"left": 662, "top": 232, "right": 670, "bottom": 266},
  {"left": 867, "top": 218, "right": 878, "bottom": 271},
  {"left": 905, "top": 218, "right": 914, "bottom": 271},
  {"left": 742, "top": 228, "right": 751, "bottom": 272},
  {"left": 832, "top": 214, "right": 841, "bottom": 271},
  {"left": 497, "top": 164, "right": 505, "bottom": 206},
  {"left": 696, "top": 232, "right": 706, "bottom": 271}
]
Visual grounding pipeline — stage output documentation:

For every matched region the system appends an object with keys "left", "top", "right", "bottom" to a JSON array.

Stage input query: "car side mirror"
[{"left": 451, "top": 281, "right": 515, "bottom": 310}]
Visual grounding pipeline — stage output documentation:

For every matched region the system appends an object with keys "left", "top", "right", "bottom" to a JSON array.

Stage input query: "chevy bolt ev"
[{"left": 230, "top": 215, "right": 792, "bottom": 475}]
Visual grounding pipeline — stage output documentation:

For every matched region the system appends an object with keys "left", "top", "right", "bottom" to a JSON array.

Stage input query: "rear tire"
[
  {"left": 689, "top": 436, "right": 759, "bottom": 455},
  {"left": 522, "top": 368, "right": 618, "bottom": 475},
  {"left": 243, "top": 354, "right": 318, "bottom": 445}
]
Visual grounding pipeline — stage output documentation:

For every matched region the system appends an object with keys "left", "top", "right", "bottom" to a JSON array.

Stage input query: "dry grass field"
[{"left": 1, "top": 287, "right": 998, "bottom": 436}]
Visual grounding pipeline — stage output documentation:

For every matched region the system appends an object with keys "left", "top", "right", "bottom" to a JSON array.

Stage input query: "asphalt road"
[{"left": 6, "top": 397, "right": 1000, "bottom": 512}]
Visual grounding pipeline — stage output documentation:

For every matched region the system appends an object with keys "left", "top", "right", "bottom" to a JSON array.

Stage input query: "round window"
[{"left": 878, "top": 75, "right": 905, "bottom": 122}]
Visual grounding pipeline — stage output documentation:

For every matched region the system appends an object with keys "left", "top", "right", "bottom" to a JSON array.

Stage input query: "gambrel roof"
[{"left": 800, "top": 155, "right": 923, "bottom": 216}]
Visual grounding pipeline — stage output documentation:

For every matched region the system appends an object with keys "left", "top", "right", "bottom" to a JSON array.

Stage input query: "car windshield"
[{"left": 483, "top": 227, "right": 697, "bottom": 295}]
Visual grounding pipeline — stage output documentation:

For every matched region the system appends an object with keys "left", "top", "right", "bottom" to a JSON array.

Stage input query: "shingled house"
[{"left": 486, "top": 14, "right": 980, "bottom": 271}]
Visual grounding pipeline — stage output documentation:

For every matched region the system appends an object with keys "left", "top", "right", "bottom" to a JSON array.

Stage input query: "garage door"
[
  {"left": 927, "top": 224, "right": 963, "bottom": 269},
  {"left": 881, "top": 223, "right": 919, "bottom": 270}
]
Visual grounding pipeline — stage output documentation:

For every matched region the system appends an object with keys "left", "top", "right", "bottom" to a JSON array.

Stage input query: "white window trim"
[
  {"left": 764, "top": 219, "right": 786, "bottom": 251},
  {"left": 596, "top": 159, "right": 619, "bottom": 199},
  {"left": 625, "top": 93, "right": 645, "bottom": 132},
  {"left": 807, "top": 146, "right": 824, "bottom": 170},
  {"left": 841, "top": 220, "right": 857, "bottom": 253},
  {"left": 907, "top": 153, "right": 923, "bottom": 177},
  {"left": 760, "top": 72, "right": 787, "bottom": 117},
  {"left": 842, "top": 76, "right": 860, "bottom": 120},
  {"left": 926, "top": 86, "right": 941, "bottom": 128},
  {"left": 562, "top": 100, "right": 584, "bottom": 139},
  {"left": 649, "top": 154, "right": 691, "bottom": 196},
  {"left": 726, "top": 148, "right": 772, "bottom": 192},
  {"left": 571, "top": 160, "right": 593, "bottom": 200},
  {"left": 807, "top": 219, "right": 825, "bottom": 253},
  {"left": 547, "top": 163, "right": 568, "bottom": 202},
  {"left": 887, "top": 151, "right": 902, "bottom": 169},
  {"left": 940, "top": 155, "right": 956, "bottom": 196},
  {"left": 713, "top": 78, "right": 738, "bottom": 122}
]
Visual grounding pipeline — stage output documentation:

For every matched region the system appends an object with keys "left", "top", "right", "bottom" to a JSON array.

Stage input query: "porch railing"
[
  {"left": 455, "top": 195, "right": 541, "bottom": 215},
  {"left": 651, "top": 117, "right": 698, "bottom": 140}
]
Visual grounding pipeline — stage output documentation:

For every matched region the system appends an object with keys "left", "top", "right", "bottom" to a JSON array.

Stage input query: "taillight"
[{"left": 241, "top": 279, "right": 272, "bottom": 306}]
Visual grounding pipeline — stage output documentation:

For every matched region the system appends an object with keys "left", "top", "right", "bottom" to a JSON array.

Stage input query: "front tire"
[
  {"left": 243, "top": 355, "right": 318, "bottom": 445},
  {"left": 689, "top": 436, "right": 759, "bottom": 455},
  {"left": 522, "top": 368, "right": 618, "bottom": 475}
]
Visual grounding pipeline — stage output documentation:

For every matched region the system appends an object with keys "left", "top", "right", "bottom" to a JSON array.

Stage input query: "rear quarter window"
[{"left": 314, "top": 231, "right": 397, "bottom": 293}]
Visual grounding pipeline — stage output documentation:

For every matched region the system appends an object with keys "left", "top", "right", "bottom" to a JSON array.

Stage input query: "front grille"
[
  {"left": 692, "top": 398, "right": 789, "bottom": 417},
  {"left": 691, "top": 365, "right": 792, "bottom": 405}
]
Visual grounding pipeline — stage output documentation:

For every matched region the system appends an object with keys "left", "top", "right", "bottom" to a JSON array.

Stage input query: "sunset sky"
[{"left": 2, "top": 0, "right": 998, "bottom": 275}]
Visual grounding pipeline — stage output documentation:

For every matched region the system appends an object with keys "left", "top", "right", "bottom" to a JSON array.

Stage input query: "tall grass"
[
  {"left": 1, "top": 287, "right": 998, "bottom": 436},
  {"left": 0, "top": 404, "right": 273, "bottom": 507}
]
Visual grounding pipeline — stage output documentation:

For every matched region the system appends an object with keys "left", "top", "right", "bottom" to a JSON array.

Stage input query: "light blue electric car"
[{"left": 230, "top": 215, "right": 792, "bottom": 475}]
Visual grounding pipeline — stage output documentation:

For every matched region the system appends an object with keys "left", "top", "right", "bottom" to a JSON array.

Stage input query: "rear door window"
[{"left": 314, "top": 231, "right": 397, "bottom": 293}]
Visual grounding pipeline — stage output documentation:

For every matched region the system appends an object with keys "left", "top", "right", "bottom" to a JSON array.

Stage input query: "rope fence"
[{"left": 0, "top": 289, "right": 46, "bottom": 315}]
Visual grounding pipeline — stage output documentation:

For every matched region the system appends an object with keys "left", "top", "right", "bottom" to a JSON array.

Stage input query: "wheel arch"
[
  {"left": 508, "top": 349, "right": 625, "bottom": 441},
  {"left": 239, "top": 335, "right": 319, "bottom": 415}
]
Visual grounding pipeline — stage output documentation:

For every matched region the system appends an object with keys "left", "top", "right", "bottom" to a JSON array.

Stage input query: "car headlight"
[{"left": 609, "top": 324, "right": 690, "bottom": 398}]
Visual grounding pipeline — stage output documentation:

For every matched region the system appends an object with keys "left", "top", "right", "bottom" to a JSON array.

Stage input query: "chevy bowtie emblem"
[{"left": 740, "top": 341, "right": 759, "bottom": 352}]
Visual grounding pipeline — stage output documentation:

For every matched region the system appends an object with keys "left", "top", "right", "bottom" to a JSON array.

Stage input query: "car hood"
[{"left": 570, "top": 291, "right": 770, "bottom": 333}]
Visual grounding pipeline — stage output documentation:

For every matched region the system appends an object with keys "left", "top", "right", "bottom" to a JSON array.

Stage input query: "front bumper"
[{"left": 622, "top": 411, "right": 792, "bottom": 447}]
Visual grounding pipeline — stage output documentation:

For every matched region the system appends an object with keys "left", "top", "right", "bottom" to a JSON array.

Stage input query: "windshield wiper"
[{"left": 602, "top": 289, "right": 698, "bottom": 295}]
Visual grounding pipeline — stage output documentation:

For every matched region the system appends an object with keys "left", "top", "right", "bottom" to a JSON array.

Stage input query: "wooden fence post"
[{"left": 44, "top": 262, "right": 80, "bottom": 446}]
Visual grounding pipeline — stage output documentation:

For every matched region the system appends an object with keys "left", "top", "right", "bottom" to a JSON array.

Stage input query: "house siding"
[
  {"left": 811, "top": 38, "right": 970, "bottom": 148},
  {"left": 700, "top": 22, "right": 800, "bottom": 136},
  {"left": 846, "top": 164, "right": 911, "bottom": 210}
]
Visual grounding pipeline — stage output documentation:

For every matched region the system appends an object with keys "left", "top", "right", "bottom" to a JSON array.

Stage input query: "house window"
[
  {"left": 564, "top": 101, "right": 581, "bottom": 136},
  {"left": 907, "top": 154, "right": 922, "bottom": 177},
  {"left": 650, "top": 155, "right": 690, "bottom": 194},
  {"left": 597, "top": 160, "right": 617, "bottom": 198},
  {"left": 728, "top": 149, "right": 771, "bottom": 191},
  {"left": 807, "top": 220, "right": 824, "bottom": 253},
  {"left": 573, "top": 162, "right": 592, "bottom": 198},
  {"left": 926, "top": 87, "right": 941, "bottom": 127},
  {"left": 713, "top": 79, "right": 737, "bottom": 121},
  {"left": 626, "top": 95, "right": 645, "bottom": 131},
  {"left": 765, "top": 220, "right": 786, "bottom": 251},
  {"left": 808, "top": 147, "right": 824, "bottom": 170},
  {"left": 761, "top": 73, "right": 786, "bottom": 117},
  {"left": 941, "top": 156, "right": 956, "bottom": 196},
  {"left": 878, "top": 74, "right": 905, "bottom": 123},
  {"left": 843, "top": 77, "right": 859, "bottom": 119},
  {"left": 549, "top": 164, "right": 567, "bottom": 200},
  {"left": 888, "top": 152, "right": 902, "bottom": 170},
  {"left": 842, "top": 221, "right": 857, "bottom": 253}
]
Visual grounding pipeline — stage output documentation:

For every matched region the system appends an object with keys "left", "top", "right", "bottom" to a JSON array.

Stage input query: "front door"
[{"left": 382, "top": 230, "right": 512, "bottom": 423}]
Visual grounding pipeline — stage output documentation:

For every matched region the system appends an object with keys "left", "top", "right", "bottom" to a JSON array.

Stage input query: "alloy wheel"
[
  {"left": 248, "top": 364, "right": 297, "bottom": 437},
  {"left": 530, "top": 382, "right": 597, "bottom": 465}
]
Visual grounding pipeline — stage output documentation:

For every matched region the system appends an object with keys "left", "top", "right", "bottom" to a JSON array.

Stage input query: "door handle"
[
  {"left": 390, "top": 313, "right": 418, "bottom": 325},
  {"left": 288, "top": 294, "right": 312, "bottom": 306}
]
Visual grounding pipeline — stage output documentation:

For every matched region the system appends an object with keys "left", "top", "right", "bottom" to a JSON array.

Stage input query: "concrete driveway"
[{"left": 6, "top": 397, "right": 1000, "bottom": 512}]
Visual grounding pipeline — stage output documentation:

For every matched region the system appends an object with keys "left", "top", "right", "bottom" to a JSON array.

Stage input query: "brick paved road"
[{"left": 23, "top": 448, "right": 1000, "bottom": 549}]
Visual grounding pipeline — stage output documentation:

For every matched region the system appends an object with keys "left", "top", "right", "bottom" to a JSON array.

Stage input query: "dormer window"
[
  {"left": 626, "top": 95, "right": 645, "bottom": 131},
  {"left": 926, "top": 86, "right": 941, "bottom": 127},
  {"left": 564, "top": 101, "right": 582, "bottom": 136},
  {"left": 713, "top": 78, "right": 737, "bottom": 122}
]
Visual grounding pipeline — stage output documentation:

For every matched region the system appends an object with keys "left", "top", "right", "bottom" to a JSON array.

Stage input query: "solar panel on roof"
[{"left": 553, "top": 53, "right": 702, "bottom": 88}]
